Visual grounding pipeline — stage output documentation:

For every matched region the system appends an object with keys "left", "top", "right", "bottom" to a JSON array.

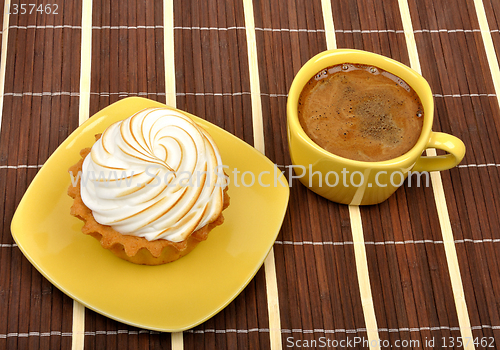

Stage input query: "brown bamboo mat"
[{"left": 2, "top": 0, "right": 500, "bottom": 349}]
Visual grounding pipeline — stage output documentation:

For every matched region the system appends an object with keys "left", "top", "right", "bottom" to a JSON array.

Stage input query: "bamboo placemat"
[{"left": 1, "top": 0, "right": 500, "bottom": 349}]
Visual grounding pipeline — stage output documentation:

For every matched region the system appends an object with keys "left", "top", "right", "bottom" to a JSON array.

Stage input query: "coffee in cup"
[
  {"left": 287, "top": 49, "right": 466, "bottom": 205},
  {"left": 298, "top": 63, "right": 424, "bottom": 162}
]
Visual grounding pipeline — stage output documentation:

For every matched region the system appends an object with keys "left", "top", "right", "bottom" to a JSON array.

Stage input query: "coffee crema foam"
[{"left": 298, "top": 63, "right": 424, "bottom": 162}]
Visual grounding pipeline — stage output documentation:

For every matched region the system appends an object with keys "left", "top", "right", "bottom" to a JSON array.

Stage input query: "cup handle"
[{"left": 411, "top": 132, "right": 466, "bottom": 173}]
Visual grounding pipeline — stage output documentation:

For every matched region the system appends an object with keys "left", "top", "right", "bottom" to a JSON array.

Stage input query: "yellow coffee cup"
[{"left": 287, "top": 49, "right": 465, "bottom": 205}]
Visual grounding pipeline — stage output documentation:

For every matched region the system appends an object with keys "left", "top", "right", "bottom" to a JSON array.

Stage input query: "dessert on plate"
[{"left": 67, "top": 107, "right": 229, "bottom": 265}]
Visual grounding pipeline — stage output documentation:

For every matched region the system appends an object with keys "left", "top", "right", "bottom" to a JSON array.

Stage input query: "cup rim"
[{"left": 287, "top": 49, "right": 434, "bottom": 168}]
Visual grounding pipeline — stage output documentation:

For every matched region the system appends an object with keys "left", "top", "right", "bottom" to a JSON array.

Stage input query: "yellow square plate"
[{"left": 11, "top": 97, "right": 289, "bottom": 331}]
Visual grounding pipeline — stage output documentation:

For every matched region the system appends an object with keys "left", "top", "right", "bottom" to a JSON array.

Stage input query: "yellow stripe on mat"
[
  {"left": 78, "top": 0, "right": 93, "bottom": 126},
  {"left": 243, "top": 0, "right": 265, "bottom": 153},
  {"left": 73, "top": 0, "right": 93, "bottom": 349},
  {"left": 473, "top": 0, "right": 500, "bottom": 113},
  {"left": 164, "top": 0, "right": 176, "bottom": 109},
  {"left": 71, "top": 302, "right": 85, "bottom": 350},
  {"left": 320, "top": 0, "right": 336, "bottom": 50},
  {"left": 171, "top": 332, "right": 183, "bottom": 350},
  {"left": 320, "top": 2, "right": 381, "bottom": 347},
  {"left": 0, "top": 0, "right": 11, "bottom": 132},
  {"left": 349, "top": 206, "right": 381, "bottom": 349},
  {"left": 163, "top": 1, "right": 184, "bottom": 348},
  {"left": 397, "top": 1, "right": 475, "bottom": 349},
  {"left": 242, "top": 1, "right": 282, "bottom": 349}
]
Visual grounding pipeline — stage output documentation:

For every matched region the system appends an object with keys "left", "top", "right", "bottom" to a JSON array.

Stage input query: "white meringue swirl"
[{"left": 80, "top": 107, "right": 227, "bottom": 242}]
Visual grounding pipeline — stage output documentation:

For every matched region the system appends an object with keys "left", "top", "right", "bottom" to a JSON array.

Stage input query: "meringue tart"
[{"left": 68, "top": 107, "right": 230, "bottom": 265}]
